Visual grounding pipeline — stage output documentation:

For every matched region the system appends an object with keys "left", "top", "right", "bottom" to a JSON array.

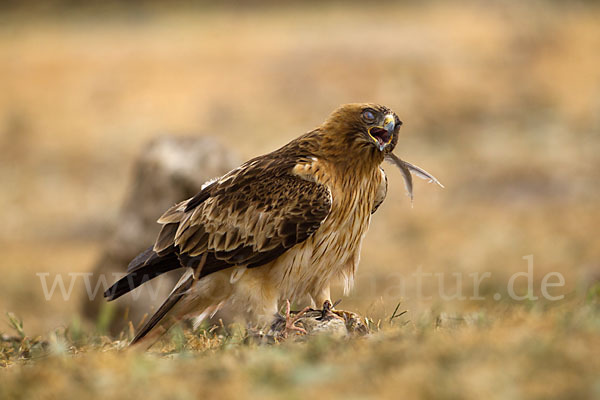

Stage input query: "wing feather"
[
  {"left": 153, "top": 157, "right": 331, "bottom": 278},
  {"left": 372, "top": 168, "right": 388, "bottom": 214}
]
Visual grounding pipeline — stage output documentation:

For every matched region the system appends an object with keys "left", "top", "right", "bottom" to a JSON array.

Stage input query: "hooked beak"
[{"left": 368, "top": 114, "right": 396, "bottom": 151}]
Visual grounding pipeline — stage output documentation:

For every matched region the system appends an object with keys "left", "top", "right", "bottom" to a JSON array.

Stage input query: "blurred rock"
[{"left": 81, "top": 135, "right": 239, "bottom": 335}]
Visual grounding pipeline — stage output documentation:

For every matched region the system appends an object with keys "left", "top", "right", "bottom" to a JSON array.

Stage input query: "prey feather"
[{"left": 385, "top": 153, "right": 444, "bottom": 204}]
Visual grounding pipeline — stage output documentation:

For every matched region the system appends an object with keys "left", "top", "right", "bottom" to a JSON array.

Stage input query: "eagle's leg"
[
  {"left": 312, "top": 288, "right": 368, "bottom": 334},
  {"left": 310, "top": 287, "right": 344, "bottom": 321},
  {"left": 283, "top": 299, "right": 310, "bottom": 338},
  {"left": 320, "top": 299, "right": 344, "bottom": 321},
  {"left": 311, "top": 286, "right": 332, "bottom": 309}
]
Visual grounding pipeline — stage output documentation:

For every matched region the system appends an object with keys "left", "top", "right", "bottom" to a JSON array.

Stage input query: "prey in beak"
[
  {"left": 385, "top": 152, "right": 444, "bottom": 205},
  {"left": 368, "top": 114, "right": 396, "bottom": 151}
]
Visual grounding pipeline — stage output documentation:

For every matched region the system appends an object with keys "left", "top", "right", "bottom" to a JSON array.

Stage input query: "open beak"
[{"left": 368, "top": 114, "right": 396, "bottom": 151}]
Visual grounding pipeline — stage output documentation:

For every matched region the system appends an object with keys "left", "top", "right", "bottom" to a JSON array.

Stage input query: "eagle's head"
[{"left": 322, "top": 103, "right": 402, "bottom": 155}]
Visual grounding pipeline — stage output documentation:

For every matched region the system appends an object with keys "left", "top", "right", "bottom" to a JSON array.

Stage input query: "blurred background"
[{"left": 0, "top": 0, "right": 599, "bottom": 334}]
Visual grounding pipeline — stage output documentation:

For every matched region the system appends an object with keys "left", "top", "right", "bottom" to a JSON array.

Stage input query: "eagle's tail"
[
  {"left": 129, "top": 270, "right": 230, "bottom": 347},
  {"left": 130, "top": 272, "right": 195, "bottom": 346},
  {"left": 103, "top": 246, "right": 182, "bottom": 301}
]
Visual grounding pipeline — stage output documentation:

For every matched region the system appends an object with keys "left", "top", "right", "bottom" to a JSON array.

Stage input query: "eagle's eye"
[{"left": 362, "top": 109, "right": 376, "bottom": 123}]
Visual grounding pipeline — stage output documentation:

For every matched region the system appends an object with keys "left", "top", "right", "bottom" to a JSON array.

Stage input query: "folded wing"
[{"left": 104, "top": 156, "right": 332, "bottom": 300}]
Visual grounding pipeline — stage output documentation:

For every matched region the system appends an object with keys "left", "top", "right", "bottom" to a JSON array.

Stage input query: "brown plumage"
[{"left": 104, "top": 103, "right": 442, "bottom": 345}]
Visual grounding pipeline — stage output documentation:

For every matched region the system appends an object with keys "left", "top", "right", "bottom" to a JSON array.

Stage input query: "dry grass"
[
  {"left": 2, "top": 295, "right": 600, "bottom": 399},
  {"left": 1, "top": 1, "right": 599, "bottom": 398}
]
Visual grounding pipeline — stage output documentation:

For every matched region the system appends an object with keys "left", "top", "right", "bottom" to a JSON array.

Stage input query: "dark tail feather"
[
  {"left": 130, "top": 273, "right": 195, "bottom": 345},
  {"left": 103, "top": 246, "right": 182, "bottom": 301}
]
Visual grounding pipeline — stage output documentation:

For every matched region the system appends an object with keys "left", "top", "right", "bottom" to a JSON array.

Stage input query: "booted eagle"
[{"left": 104, "top": 103, "right": 442, "bottom": 345}]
